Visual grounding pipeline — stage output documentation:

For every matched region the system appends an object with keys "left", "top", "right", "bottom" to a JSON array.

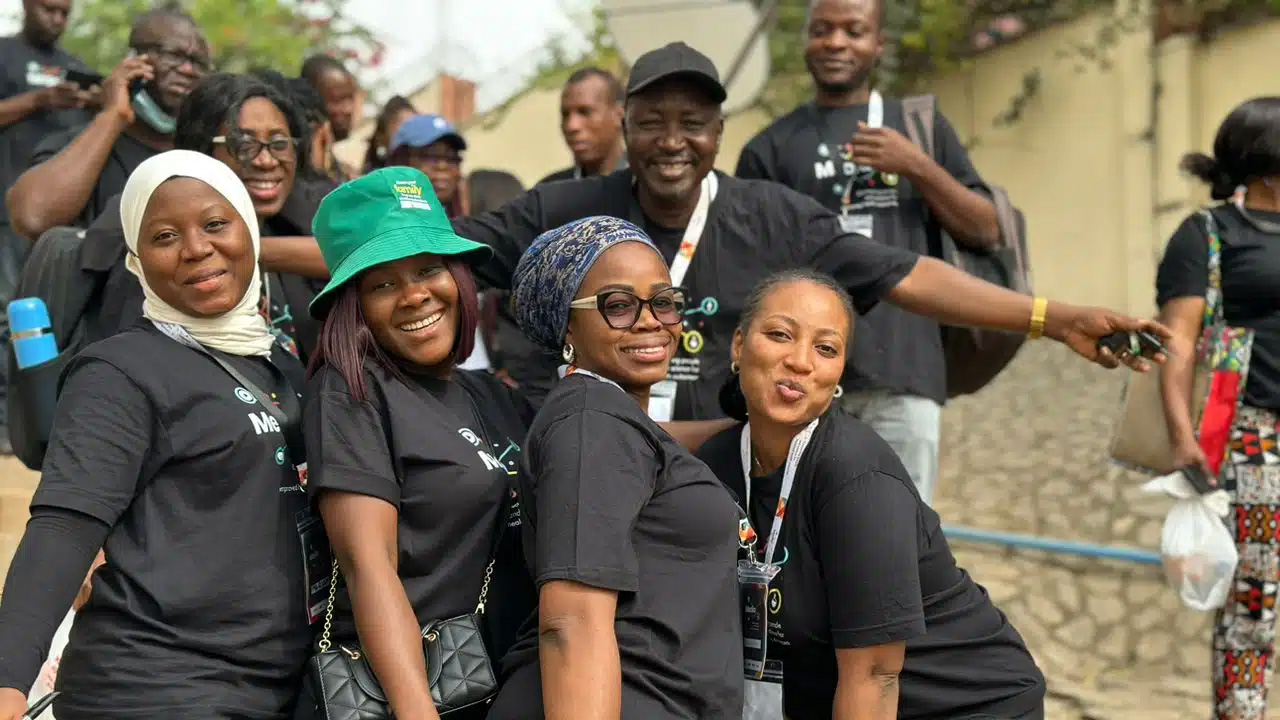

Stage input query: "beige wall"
[
  {"left": 336, "top": 11, "right": 1280, "bottom": 315},
  {"left": 929, "top": 9, "right": 1280, "bottom": 315}
]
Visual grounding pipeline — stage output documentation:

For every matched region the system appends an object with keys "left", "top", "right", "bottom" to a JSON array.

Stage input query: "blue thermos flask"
[{"left": 8, "top": 298, "right": 58, "bottom": 369}]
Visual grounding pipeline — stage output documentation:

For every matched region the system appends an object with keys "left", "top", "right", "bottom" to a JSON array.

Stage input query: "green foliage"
[{"left": 60, "top": 0, "right": 382, "bottom": 77}]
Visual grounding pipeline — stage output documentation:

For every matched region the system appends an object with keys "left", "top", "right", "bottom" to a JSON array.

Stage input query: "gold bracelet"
[{"left": 1029, "top": 296, "right": 1049, "bottom": 339}]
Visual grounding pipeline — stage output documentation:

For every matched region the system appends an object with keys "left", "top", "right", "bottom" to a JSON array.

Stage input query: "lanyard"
[
  {"left": 737, "top": 418, "right": 820, "bottom": 567},
  {"left": 559, "top": 364, "right": 624, "bottom": 392},
  {"left": 151, "top": 320, "right": 302, "bottom": 454},
  {"left": 666, "top": 172, "right": 718, "bottom": 288}
]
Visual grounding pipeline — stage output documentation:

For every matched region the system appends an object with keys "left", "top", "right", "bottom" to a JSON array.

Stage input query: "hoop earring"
[
  {"left": 562, "top": 343, "right": 576, "bottom": 364},
  {"left": 730, "top": 361, "right": 740, "bottom": 374}
]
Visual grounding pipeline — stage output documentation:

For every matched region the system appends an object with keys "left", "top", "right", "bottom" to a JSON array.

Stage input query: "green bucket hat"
[{"left": 308, "top": 166, "right": 493, "bottom": 320}]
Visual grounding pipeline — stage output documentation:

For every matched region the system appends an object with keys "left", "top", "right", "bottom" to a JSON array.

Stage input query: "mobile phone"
[
  {"left": 62, "top": 67, "right": 104, "bottom": 89},
  {"left": 1097, "top": 330, "right": 1167, "bottom": 359},
  {"left": 1180, "top": 464, "right": 1216, "bottom": 495}
]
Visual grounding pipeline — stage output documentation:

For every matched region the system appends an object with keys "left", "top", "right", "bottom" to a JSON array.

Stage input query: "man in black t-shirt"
[
  {"left": 735, "top": 0, "right": 999, "bottom": 505},
  {"left": 0, "top": 0, "right": 94, "bottom": 197},
  {"left": 453, "top": 41, "right": 1167, "bottom": 423},
  {"left": 5, "top": 8, "right": 209, "bottom": 242},
  {"left": 537, "top": 67, "right": 627, "bottom": 185}
]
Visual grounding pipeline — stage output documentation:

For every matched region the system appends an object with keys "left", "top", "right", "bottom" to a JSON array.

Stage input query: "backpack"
[
  {"left": 900, "top": 94, "right": 1033, "bottom": 398},
  {"left": 6, "top": 226, "right": 108, "bottom": 470}
]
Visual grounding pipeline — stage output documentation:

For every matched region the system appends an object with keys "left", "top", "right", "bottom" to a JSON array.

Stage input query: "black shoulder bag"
[{"left": 297, "top": 383, "right": 512, "bottom": 720}]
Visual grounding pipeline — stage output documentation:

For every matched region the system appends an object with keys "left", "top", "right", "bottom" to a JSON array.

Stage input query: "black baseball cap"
[{"left": 625, "top": 41, "right": 728, "bottom": 103}]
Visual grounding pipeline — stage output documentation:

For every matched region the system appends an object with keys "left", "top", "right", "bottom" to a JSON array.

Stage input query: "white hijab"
[{"left": 120, "top": 149, "right": 275, "bottom": 357}]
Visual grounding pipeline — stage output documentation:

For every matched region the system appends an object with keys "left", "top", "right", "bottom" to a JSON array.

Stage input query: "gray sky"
[{"left": 1, "top": 0, "right": 594, "bottom": 110}]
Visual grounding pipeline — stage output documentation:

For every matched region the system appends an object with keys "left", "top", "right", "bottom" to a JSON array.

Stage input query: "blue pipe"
[{"left": 942, "top": 524, "right": 1163, "bottom": 566}]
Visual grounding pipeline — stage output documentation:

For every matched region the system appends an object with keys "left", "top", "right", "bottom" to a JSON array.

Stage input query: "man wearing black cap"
[{"left": 453, "top": 40, "right": 1167, "bottom": 422}]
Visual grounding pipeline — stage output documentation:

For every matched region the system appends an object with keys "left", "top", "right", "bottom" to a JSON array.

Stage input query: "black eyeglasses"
[
  {"left": 570, "top": 287, "right": 688, "bottom": 330},
  {"left": 213, "top": 135, "right": 297, "bottom": 166},
  {"left": 133, "top": 44, "right": 211, "bottom": 74}
]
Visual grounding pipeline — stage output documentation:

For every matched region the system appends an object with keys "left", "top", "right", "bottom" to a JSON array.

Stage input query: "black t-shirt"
[
  {"left": 1156, "top": 204, "right": 1280, "bottom": 410},
  {"left": 27, "top": 124, "right": 158, "bottom": 229},
  {"left": 304, "top": 361, "right": 537, "bottom": 660},
  {"left": 736, "top": 100, "right": 989, "bottom": 404},
  {"left": 697, "top": 412, "right": 1045, "bottom": 720},
  {"left": 0, "top": 35, "right": 91, "bottom": 210},
  {"left": 32, "top": 321, "right": 316, "bottom": 718},
  {"left": 491, "top": 374, "right": 743, "bottom": 720},
  {"left": 453, "top": 170, "right": 918, "bottom": 420}
]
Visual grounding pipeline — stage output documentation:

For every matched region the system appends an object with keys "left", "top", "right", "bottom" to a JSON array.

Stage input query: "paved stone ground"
[{"left": 934, "top": 341, "right": 1280, "bottom": 719}]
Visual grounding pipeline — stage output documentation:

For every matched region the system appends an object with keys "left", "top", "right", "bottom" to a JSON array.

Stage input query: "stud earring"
[{"left": 562, "top": 343, "right": 576, "bottom": 364}]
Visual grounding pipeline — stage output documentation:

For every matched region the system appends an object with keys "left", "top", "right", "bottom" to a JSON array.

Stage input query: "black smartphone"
[
  {"left": 62, "top": 67, "right": 104, "bottom": 89},
  {"left": 1181, "top": 464, "right": 1216, "bottom": 495},
  {"left": 1097, "top": 330, "right": 1168, "bottom": 358}
]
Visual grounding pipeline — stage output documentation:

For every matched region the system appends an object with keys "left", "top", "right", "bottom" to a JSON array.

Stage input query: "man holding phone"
[{"left": 5, "top": 8, "right": 210, "bottom": 242}]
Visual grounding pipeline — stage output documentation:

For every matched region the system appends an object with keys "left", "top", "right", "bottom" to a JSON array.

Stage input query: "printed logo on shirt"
[
  {"left": 235, "top": 387, "right": 258, "bottom": 404},
  {"left": 275, "top": 446, "right": 286, "bottom": 465},
  {"left": 25, "top": 61, "right": 63, "bottom": 89},
  {"left": 393, "top": 180, "right": 431, "bottom": 210},
  {"left": 248, "top": 410, "right": 282, "bottom": 436},
  {"left": 458, "top": 427, "right": 508, "bottom": 472},
  {"left": 664, "top": 294, "right": 720, "bottom": 385},
  {"left": 814, "top": 142, "right": 901, "bottom": 213},
  {"left": 768, "top": 587, "right": 782, "bottom": 614}
]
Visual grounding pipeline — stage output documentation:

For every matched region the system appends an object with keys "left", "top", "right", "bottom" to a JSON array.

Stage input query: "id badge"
[
  {"left": 738, "top": 559, "right": 780, "bottom": 680},
  {"left": 647, "top": 379, "right": 678, "bottom": 422},
  {"left": 297, "top": 511, "right": 330, "bottom": 625},
  {"left": 838, "top": 211, "right": 873, "bottom": 239}
]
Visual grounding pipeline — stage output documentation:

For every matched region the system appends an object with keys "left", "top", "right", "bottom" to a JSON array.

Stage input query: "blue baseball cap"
[{"left": 389, "top": 114, "right": 467, "bottom": 154}]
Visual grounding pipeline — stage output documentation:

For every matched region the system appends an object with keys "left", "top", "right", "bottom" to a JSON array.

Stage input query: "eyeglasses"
[
  {"left": 133, "top": 44, "right": 211, "bottom": 74},
  {"left": 213, "top": 135, "right": 297, "bottom": 166},
  {"left": 406, "top": 147, "right": 463, "bottom": 168},
  {"left": 569, "top": 287, "right": 688, "bottom": 330}
]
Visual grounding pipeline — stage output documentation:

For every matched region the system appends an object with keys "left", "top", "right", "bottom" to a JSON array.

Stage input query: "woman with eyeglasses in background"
[{"left": 488, "top": 216, "right": 742, "bottom": 720}]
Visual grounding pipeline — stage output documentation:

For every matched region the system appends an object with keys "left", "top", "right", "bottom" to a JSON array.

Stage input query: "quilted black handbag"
[{"left": 296, "top": 500, "right": 509, "bottom": 719}]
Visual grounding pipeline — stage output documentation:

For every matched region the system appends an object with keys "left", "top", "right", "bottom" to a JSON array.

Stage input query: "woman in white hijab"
[{"left": 0, "top": 150, "right": 323, "bottom": 720}]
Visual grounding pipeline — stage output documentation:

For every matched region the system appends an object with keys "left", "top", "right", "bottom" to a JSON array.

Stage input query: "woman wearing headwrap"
[
  {"left": 299, "top": 166, "right": 539, "bottom": 720},
  {"left": 487, "top": 216, "right": 743, "bottom": 720},
  {"left": 0, "top": 150, "right": 322, "bottom": 720}
]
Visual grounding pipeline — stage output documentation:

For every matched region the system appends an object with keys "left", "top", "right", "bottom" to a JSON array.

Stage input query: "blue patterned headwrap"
[{"left": 512, "top": 216, "right": 663, "bottom": 352}]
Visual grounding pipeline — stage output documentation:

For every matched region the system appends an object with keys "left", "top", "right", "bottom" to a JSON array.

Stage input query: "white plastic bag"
[{"left": 1142, "top": 472, "right": 1238, "bottom": 611}]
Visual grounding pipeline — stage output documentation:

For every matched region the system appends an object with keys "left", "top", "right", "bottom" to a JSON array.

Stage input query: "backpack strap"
[{"left": 900, "top": 94, "right": 937, "bottom": 159}]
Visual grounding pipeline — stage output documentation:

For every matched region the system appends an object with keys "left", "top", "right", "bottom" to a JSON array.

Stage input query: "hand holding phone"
[
  {"left": 1096, "top": 330, "right": 1168, "bottom": 359},
  {"left": 101, "top": 53, "right": 154, "bottom": 124},
  {"left": 62, "top": 67, "right": 104, "bottom": 90}
]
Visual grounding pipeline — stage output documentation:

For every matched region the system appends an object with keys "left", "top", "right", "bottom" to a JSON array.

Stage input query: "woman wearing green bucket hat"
[
  {"left": 298, "top": 167, "right": 737, "bottom": 719},
  {"left": 299, "top": 166, "right": 536, "bottom": 720}
]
